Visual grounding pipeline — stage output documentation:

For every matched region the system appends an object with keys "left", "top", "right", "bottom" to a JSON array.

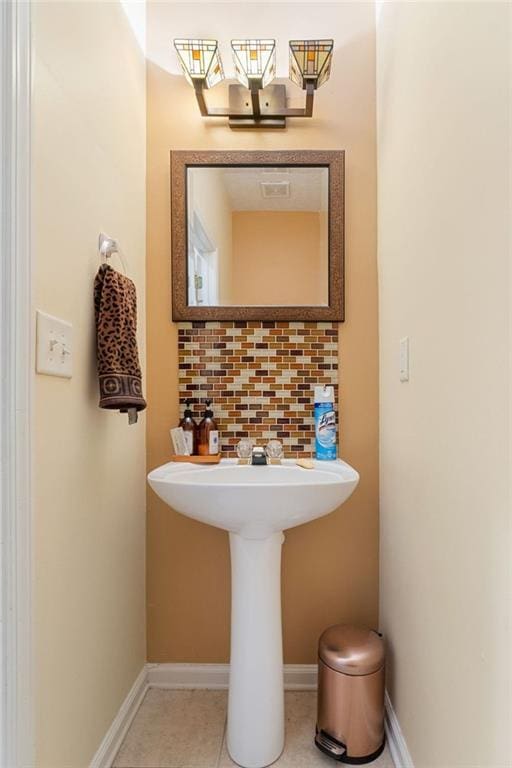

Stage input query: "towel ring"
[{"left": 98, "top": 232, "right": 128, "bottom": 275}]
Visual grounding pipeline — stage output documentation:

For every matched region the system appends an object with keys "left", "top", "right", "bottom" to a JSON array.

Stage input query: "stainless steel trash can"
[{"left": 315, "top": 625, "right": 385, "bottom": 764}]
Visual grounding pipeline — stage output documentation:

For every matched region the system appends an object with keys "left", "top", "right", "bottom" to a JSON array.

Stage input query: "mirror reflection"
[{"left": 187, "top": 166, "right": 329, "bottom": 307}]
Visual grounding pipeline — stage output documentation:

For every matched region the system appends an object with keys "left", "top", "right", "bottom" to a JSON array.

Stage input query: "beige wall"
[
  {"left": 147, "top": 1, "right": 378, "bottom": 663},
  {"left": 377, "top": 2, "right": 512, "bottom": 766},
  {"left": 231, "top": 211, "right": 327, "bottom": 305},
  {"left": 32, "top": 3, "right": 146, "bottom": 766}
]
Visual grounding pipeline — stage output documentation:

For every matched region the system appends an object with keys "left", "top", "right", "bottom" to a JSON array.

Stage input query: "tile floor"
[{"left": 114, "top": 689, "right": 394, "bottom": 768}]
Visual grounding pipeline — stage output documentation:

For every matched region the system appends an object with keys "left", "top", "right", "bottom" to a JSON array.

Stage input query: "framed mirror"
[{"left": 171, "top": 150, "right": 344, "bottom": 321}]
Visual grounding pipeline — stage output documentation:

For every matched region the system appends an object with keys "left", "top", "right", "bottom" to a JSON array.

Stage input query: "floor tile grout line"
[{"left": 215, "top": 714, "right": 228, "bottom": 768}]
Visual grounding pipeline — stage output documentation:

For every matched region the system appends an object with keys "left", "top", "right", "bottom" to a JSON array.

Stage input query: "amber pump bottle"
[
  {"left": 198, "top": 399, "right": 219, "bottom": 456},
  {"left": 179, "top": 400, "right": 198, "bottom": 455}
]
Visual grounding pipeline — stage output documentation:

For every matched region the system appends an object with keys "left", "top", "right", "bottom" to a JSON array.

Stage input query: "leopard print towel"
[{"left": 94, "top": 264, "right": 146, "bottom": 420}]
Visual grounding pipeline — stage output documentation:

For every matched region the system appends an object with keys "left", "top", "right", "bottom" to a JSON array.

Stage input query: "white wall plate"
[
  {"left": 399, "top": 336, "right": 409, "bottom": 382},
  {"left": 36, "top": 310, "right": 73, "bottom": 378}
]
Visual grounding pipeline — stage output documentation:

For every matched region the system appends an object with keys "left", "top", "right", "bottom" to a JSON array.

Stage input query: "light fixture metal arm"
[
  {"left": 192, "top": 79, "right": 317, "bottom": 128},
  {"left": 193, "top": 80, "right": 209, "bottom": 116},
  {"left": 304, "top": 80, "right": 315, "bottom": 117},
  {"left": 250, "top": 83, "right": 261, "bottom": 119}
]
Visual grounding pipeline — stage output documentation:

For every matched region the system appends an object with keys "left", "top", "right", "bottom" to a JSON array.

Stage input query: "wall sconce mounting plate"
[{"left": 228, "top": 84, "right": 286, "bottom": 129}]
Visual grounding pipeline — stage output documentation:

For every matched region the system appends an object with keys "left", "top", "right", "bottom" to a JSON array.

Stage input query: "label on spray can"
[{"left": 314, "top": 386, "right": 337, "bottom": 460}]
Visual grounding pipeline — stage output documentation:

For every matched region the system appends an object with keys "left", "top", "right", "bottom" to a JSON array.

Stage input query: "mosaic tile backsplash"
[{"left": 178, "top": 321, "right": 338, "bottom": 458}]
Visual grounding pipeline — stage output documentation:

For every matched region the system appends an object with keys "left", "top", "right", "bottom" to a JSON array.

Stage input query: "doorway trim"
[{"left": 0, "top": 0, "right": 34, "bottom": 765}]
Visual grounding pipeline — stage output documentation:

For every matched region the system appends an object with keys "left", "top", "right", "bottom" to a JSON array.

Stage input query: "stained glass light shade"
[
  {"left": 231, "top": 40, "right": 276, "bottom": 89},
  {"left": 289, "top": 40, "right": 334, "bottom": 89},
  {"left": 174, "top": 39, "right": 224, "bottom": 89}
]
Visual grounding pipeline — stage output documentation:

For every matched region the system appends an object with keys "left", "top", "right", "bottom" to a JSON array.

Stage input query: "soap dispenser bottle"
[
  {"left": 179, "top": 399, "right": 198, "bottom": 456},
  {"left": 198, "top": 399, "right": 219, "bottom": 456}
]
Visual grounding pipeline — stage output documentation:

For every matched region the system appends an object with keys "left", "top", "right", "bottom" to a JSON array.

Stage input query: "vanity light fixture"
[
  {"left": 289, "top": 39, "right": 333, "bottom": 90},
  {"left": 173, "top": 37, "right": 334, "bottom": 130},
  {"left": 231, "top": 39, "right": 277, "bottom": 90},
  {"left": 174, "top": 38, "right": 225, "bottom": 88}
]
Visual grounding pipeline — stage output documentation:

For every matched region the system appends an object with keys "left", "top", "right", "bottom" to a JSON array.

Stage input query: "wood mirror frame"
[{"left": 171, "top": 149, "right": 344, "bottom": 322}]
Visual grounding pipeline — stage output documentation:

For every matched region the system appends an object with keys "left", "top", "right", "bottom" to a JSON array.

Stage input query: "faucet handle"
[
  {"left": 236, "top": 438, "right": 254, "bottom": 460},
  {"left": 265, "top": 440, "right": 284, "bottom": 462}
]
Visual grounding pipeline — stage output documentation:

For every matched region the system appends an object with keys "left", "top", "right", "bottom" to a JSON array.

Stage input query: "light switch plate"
[
  {"left": 36, "top": 310, "right": 73, "bottom": 378},
  {"left": 400, "top": 336, "right": 409, "bottom": 382}
]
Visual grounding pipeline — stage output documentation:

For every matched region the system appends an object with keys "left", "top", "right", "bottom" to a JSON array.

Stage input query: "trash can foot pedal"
[
  {"left": 315, "top": 728, "right": 386, "bottom": 765},
  {"left": 315, "top": 729, "right": 346, "bottom": 759}
]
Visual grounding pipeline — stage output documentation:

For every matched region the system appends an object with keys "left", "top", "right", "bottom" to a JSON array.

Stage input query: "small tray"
[{"left": 171, "top": 454, "right": 221, "bottom": 464}]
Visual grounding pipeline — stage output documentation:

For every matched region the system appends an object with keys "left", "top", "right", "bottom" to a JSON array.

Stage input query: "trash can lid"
[{"left": 319, "top": 625, "right": 385, "bottom": 676}]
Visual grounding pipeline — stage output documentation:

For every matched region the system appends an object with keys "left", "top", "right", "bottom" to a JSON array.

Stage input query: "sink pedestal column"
[{"left": 227, "top": 531, "right": 285, "bottom": 768}]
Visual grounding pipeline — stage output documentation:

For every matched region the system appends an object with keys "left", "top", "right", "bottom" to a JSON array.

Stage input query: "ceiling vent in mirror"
[{"left": 260, "top": 181, "right": 290, "bottom": 199}]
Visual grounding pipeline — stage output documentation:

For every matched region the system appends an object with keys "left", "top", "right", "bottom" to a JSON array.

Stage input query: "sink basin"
[
  {"left": 148, "top": 458, "right": 359, "bottom": 768},
  {"left": 148, "top": 458, "right": 359, "bottom": 539}
]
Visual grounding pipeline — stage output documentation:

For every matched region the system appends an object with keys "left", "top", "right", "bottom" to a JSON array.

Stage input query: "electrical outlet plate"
[{"left": 36, "top": 310, "right": 73, "bottom": 378}]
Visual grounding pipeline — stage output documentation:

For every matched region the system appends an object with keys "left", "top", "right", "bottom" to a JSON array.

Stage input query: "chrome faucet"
[{"left": 251, "top": 446, "right": 267, "bottom": 465}]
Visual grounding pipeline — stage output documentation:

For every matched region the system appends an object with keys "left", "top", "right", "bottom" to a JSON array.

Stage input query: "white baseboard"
[
  {"left": 385, "top": 691, "right": 414, "bottom": 768},
  {"left": 281, "top": 664, "right": 318, "bottom": 690},
  {"left": 90, "top": 664, "right": 413, "bottom": 768},
  {"left": 146, "top": 662, "right": 318, "bottom": 691},
  {"left": 89, "top": 666, "right": 148, "bottom": 768}
]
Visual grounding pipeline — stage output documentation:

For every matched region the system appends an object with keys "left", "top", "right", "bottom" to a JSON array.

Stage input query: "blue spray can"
[{"left": 314, "top": 385, "right": 337, "bottom": 460}]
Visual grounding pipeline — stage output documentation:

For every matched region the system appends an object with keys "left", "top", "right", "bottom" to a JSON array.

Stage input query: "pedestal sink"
[{"left": 148, "top": 458, "right": 359, "bottom": 768}]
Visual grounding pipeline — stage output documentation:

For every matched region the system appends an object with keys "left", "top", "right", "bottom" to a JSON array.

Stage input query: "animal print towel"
[{"left": 94, "top": 264, "right": 146, "bottom": 422}]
